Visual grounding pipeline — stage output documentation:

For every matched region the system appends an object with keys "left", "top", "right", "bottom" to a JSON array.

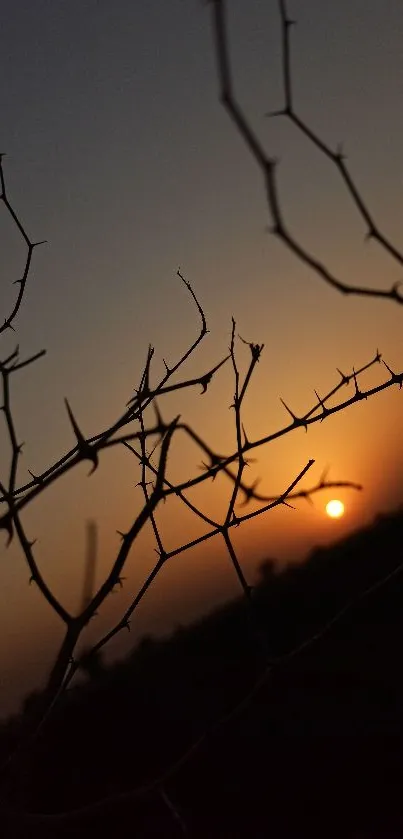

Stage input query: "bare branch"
[
  {"left": 0, "top": 155, "right": 46, "bottom": 333},
  {"left": 209, "top": 1, "right": 403, "bottom": 305}
]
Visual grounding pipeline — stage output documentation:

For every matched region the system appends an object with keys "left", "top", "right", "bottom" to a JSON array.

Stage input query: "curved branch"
[
  {"left": 209, "top": 0, "right": 403, "bottom": 305},
  {"left": 0, "top": 155, "right": 46, "bottom": 333}
]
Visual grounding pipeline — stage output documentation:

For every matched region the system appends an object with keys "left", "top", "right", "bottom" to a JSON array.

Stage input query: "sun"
[{"left": 326, "top": 499, "right": 345, "bottom": 519}]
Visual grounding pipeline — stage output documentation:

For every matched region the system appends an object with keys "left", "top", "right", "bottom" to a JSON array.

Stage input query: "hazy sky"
[{"left": 1, "top": 0, "right": 403, "bottom": 716}]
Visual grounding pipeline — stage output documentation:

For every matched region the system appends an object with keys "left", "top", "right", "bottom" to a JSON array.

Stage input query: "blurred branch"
[
  {"left": 274, "top": 0, "right": 403, "bottom": 271},
  {"left": 209, "top": 0, "right": 403, "bottom": 304},
  {"left": 79, "top": 521, "right": 98, "bottom": 613}
]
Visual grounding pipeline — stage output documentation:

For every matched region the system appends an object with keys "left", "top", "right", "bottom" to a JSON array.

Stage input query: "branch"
[
  {"left": 0, "top": 154, "right": 46, "bottom": 333},
  {"left": 209, "top": 1, "right": 403, "bottom": 305}
]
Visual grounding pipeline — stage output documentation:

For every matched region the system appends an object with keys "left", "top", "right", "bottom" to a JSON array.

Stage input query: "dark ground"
[{"left": 1, "top": 508, "right": 403, "bottom": 837}]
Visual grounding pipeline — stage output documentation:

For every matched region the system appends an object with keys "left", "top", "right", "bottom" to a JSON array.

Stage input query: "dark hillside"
[{"left": 1, "top": 509, "right": 403, "bottom": 837}]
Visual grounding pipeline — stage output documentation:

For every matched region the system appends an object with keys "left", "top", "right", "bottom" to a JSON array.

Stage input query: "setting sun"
[{"left": 326, "top": 499, "right": 345, "bottom": 519}]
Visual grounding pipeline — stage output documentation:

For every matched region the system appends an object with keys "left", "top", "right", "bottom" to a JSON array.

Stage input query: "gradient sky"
[{"left": 1, "top": 0, "right": 403, "bottom": 717}]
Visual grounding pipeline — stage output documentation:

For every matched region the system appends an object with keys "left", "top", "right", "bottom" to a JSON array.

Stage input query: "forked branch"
[{"left": 209, "top": 0, "right": 403, "bottom": 304}]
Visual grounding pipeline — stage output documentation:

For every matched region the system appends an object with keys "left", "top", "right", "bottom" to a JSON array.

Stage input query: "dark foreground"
[{"left": 1, "top": 509, "right": 403, "bottom": 837}]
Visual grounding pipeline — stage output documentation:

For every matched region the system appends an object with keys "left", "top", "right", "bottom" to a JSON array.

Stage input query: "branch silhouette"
[
  {"left": 0, "top": 152, "right": 399, "bottom": 812},
  {"left": 0, "top": 154, "right": 46, "bottom": 334},
  {"left": 209, "top": 0, "right": 403, "bottom": 304},
  {"left": 0, "top": 2, "right": 402, "bottom": 832}
]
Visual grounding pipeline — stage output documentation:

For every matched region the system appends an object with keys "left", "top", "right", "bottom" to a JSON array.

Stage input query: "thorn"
[
  {"left": 240, "top": 478, "right": 260, "bottom": 506},
  {"left": 28, "top": 470, "right": 43, "bottom": 485},
  {"left": 64, "top": 398, "right": 84, "bottom": 441},
  {"left": 319, "top": 464, "right": 330, "bottom": 486},
  {"left": 314, "top": 390, "right": 329, "bottom": 421},
  {"left": 337, "top": 368, "right": 350, "bottom": 386},
  {"left": 280, "top": 497, "right": 296, "bottom": 510},
  {"left": 241, "top": 423, "right": 250, "bottom": 447},
  {"left": 199, "top": 372, "right": 212, "bottom": 394},
  {"left": 280, "top": 398, "right": 308, "bottom": 431},
  {"left": 65, "top": 398, "right": 98, "bottom": 474},
  {"left": 352, "top": 367, "right": 367, "bottom": 400},
  {"left": 200, "top": 452, "right": 224, "bottom": 480},
  {"left": 199, "top": 460, "right": 217, "bottom": 480},
  {"left": 135, "top": 478, "right": 153, "bottom": 489},
  {"left": 382, "top": 359, "right": 402, "bottom": 389},
  {"left": 238, "top": 455, "right": 247, "bottom": 471},
  {"left": 244, "top": 455, "right": 257, "bottom": 466},
  {"left": 153, "top": 401, "right": 167, "bottom": 435},
  {"left": 212, "top": 452, "right": 225, "bottom": 468},
  {"left": 0, "top": 513, "right": 13, "bottom": 545},
  {"left": 238, "top": 335, "right": 264, "bottom": 362}
]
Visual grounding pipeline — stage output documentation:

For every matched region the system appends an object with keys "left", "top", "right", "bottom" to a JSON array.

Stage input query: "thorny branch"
[
  {"left": 0, "top": 154, "right": 46, "bottom": 334},
  {"left": 1, "top": 2, "right": 403, "bottom": 827},
  {"left": 0, "top": 149, "right": 401, "bottom": 753},
  {"left": 209, "top": 0, "right": 403, "bottom": 304}
]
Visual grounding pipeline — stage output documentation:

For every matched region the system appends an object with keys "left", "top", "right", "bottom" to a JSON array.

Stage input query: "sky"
[{"left": 1, "top": 0, "right": 403, "bottom": 717}]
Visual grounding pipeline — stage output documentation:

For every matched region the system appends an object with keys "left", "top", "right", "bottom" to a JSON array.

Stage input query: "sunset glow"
[{"left": 326, "top": 500, "right": 345, "bottom": 519}]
